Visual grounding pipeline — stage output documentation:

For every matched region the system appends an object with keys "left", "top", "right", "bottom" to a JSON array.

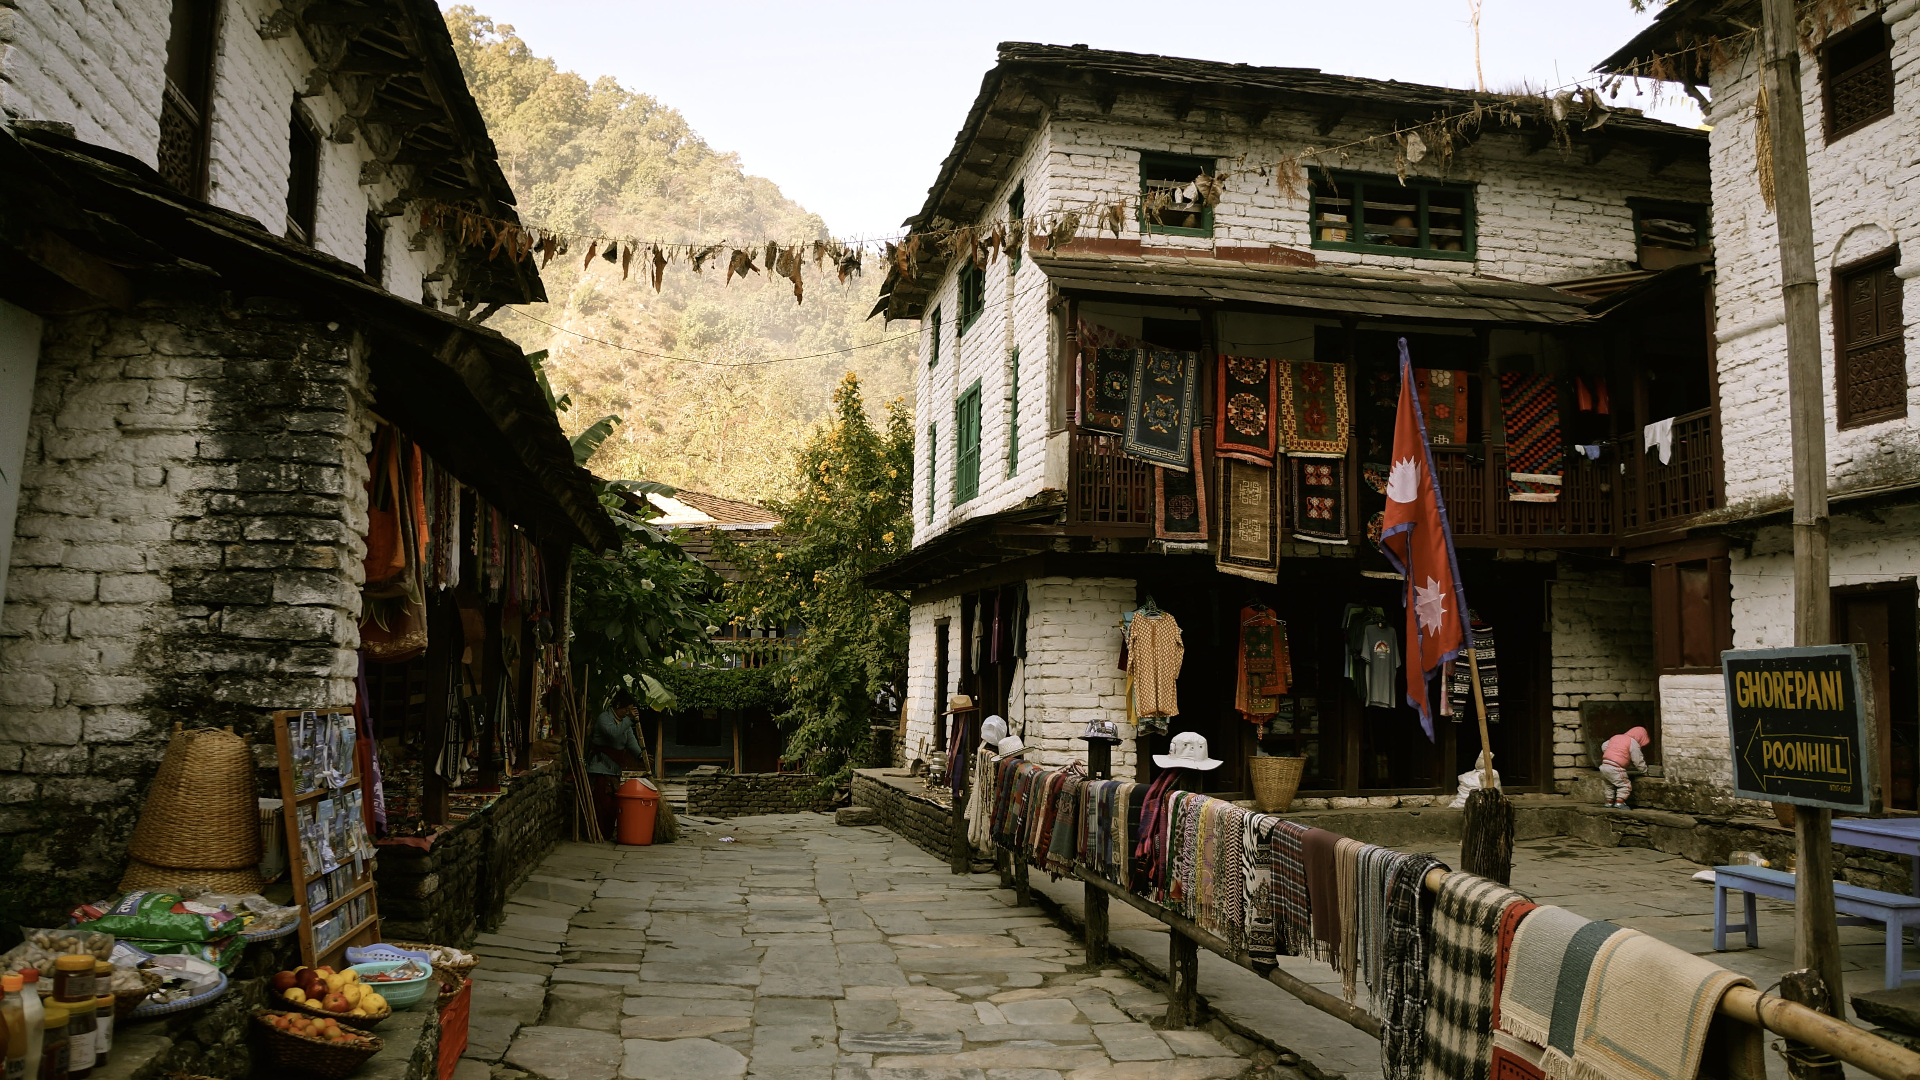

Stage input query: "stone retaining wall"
[
  {"left": 687, "top": 772, "right": 830, "bottom": 816},
  {"left": 852, "top": 768, "right": 957, "bottom": 863},
  {"left": 376, "top": 762, "right": 562, "bottom": 946}
]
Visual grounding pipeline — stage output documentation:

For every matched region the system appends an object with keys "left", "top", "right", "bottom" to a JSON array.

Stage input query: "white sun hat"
[
  {"left": 996, "top": 735, "right": 1029, "bottom": 758},
  {"left": 1152, "top": 731, "right": 1223, "bottom": 771},
  {"left": 980, "top": 715, "right": 1009, "bottom": 747}
]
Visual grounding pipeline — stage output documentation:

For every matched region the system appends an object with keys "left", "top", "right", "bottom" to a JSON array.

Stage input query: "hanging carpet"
[
  {"left": 1155, "top": 428, "right": 1208, "bottom": 540},
  {"left": 1499, "top": 373, "right": 1563, "bottom": 502},
  {"left": 1291, "top": 457, "right": 1348, "bottom": 544},
  {"left": 1415, "top": 368, "right": 1470, "bottom": 445},
  {"left": 1079, "top": 347, "right": 1133, "bottom": 435},
  {"left": 1123, "top": 349, "right": 1199, "bottom": 469},
  {"left": 1216, "top": 354, "right": 1280, "bottom": 464},
  {"left": 1279, "top": 360, "right": 1350, "bottom": 456},
  {"left": 1216, "top": 458, "right": 1280, "bottom": 582}
]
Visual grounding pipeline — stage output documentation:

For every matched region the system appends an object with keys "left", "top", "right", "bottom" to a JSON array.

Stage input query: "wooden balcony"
[{"left": 1066, "top": 413, "right": 1720, "bottom": 548}]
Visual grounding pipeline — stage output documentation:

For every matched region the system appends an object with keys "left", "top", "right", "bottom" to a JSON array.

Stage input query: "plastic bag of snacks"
[
  {"left": 69, "top": 891, "right": 240, "bottom": 942},
  {"left": 0, "top": 927, "right": 115, "bottom": 977}
]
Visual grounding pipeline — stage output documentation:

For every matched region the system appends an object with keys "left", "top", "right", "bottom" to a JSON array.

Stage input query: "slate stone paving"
[{"left": 463, "top": 813, "right": 1267, "bottom": 1080}]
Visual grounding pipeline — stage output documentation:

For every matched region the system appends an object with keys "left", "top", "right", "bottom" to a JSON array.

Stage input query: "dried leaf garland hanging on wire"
[
  {"left": 620, "top": 243, "right": 634, "bottom": 280},
  {"left": 690, "top": 244, "right": 722, "bottom": 273},
  {"left": 1754, "top": 81, "right": 1775, "bottom": 211},
  {"left": 650, "top": 245, "right": 666, "bottom": 292},
  {"left": 582, "top": 240, "right": 598, "bottom": 269}
]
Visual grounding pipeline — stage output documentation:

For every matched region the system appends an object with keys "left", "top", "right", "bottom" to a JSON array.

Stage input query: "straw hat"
[
  {"left": 943, "top": 694, "right": 980, "bottom": 715},
  {"left": 125, "top": 724, "right": 263, "bottom": 871},
  {"left": 1153, "top": 731, "right": 1223, "bottom": 771}
]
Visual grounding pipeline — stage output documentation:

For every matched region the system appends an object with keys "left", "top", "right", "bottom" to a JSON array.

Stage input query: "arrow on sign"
[{"left": 1742, "top": 719, "right": 1770, "bottom": 791}]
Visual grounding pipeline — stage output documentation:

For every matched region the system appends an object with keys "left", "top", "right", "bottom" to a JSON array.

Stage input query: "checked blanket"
[
  {"left": 1499, "top": 373, "right": 1563, "bottom": 502},
  {"left": 1420, "top": 873, "right": 1531, "bottom": 1080},
  {"left": 1377, "top": 853, "right": 1445, "bottom": 1080}
]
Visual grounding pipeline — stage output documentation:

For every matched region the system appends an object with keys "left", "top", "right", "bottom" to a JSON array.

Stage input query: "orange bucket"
[{"left": 615, "top": 777, "right": 660, "bottom": 845}]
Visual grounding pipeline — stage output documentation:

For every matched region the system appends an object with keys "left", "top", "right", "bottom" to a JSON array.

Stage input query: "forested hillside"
[{"left": 445, "top": 8, "right": 915, "bottom": 502}]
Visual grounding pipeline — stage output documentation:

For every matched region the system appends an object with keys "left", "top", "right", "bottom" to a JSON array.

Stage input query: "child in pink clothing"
[{"left": 1599, "top": 726, "right": 1650, "bottom": 808}]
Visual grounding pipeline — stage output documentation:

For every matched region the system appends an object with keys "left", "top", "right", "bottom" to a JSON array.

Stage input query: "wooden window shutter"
[
  {"left": 1708, "top": 555, "right": 1733, "bottom": 660},
  {"left": 1651, "top": 562, "right": 1682, "bottom": 674},
  {"left": 1836, "top": 251, "right": 1907, "bottom": 428}
]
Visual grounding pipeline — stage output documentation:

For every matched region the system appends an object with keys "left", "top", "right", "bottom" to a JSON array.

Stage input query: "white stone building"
[
  {"left": 868, "top": 44, "right": 1722, "bottom": 806},
  {"left": 0, "top": 0, "right": 613, "bottom": 921},
  {"left": 1603, "top": 0, "right": 1920, "bottom": 814}
]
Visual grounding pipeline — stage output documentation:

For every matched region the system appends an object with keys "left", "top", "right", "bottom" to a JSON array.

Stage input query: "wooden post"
[
  {"left": 1760, "top": 0, "right": 1842, "bottom": 1016},
  {"left": 1780, "top": 970, "right": 1846, "bottom": 1080},
  {"left": 1013, "top": 850, "right": 1031, "bottom": 907},
  {"left": 1168, "top": 928, "right": 1201, "bottom": 1029},
  {"left": 1086, "top": 739, "right": 1112, "bottom": 966}
]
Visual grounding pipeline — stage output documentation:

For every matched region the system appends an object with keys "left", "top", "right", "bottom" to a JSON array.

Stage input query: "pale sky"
[{"left": 445, "top": 0, "right": 1698, "bottom": 241}]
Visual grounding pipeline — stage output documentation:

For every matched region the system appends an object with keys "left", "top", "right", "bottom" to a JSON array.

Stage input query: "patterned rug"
[
  {"left": 1079, "top": 346, "right": 1133, "bottom": 434},
  {"left": 1291, "top": 457, "right": 1348, "bottom": 543},
  {"left": 1216, "top": 354, "right": 1279, "bottom": 464},
  {"left": 1217, "top": 458, "right": 1279, "bottom": 582},
  {"left": 1416, "top": 368, "right": 1470, "bottom": 445},
  {"left": 1280, "top": 360, "right": 1350, "bottom": 456},
  {"left": 1123, "top": 350, "right": 1198, "bottom": 469},
  {"left": 1499, "top": 373, "right": 1562, "bottom": 502},
  {"left": 1156, "top": 429, "right": 1208, "bottom": 540}
]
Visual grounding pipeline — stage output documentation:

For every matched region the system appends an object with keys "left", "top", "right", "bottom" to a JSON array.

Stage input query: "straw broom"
[{"left": 1459, "top": 639, "right": 1513, "bottom": 884}]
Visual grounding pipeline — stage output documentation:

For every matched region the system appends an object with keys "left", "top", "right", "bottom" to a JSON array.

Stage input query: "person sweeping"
[
  {"left": 587, "top": 691, "right": 649, "bottom": 838},
  {"left": 1599, "top": 726, "right": 1651, "bottom": 808}
]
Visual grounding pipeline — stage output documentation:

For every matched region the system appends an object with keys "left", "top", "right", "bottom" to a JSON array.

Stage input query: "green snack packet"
[{"left": 70, "top": 891, "right": 242, "bottom": 942}]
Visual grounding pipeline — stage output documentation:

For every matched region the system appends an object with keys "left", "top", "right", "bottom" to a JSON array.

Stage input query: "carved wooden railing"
[
  {"left": 1619, "top": 407, "right": 1719, "bottom": 534},
  {"left": 1068, "top": 433, "right": 1154, "bottom": 531}
]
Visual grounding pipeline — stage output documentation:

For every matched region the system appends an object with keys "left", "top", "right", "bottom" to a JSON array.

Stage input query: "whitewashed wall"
[
  {"left": 0, "top": 0, "right": 448, "bottom": 303},
  {"left": 1704, "top": 9, "right": 1920, "bottom": 510},
  {"left": 1550, "top": 565, "right": 1657, "bottom": 792}
]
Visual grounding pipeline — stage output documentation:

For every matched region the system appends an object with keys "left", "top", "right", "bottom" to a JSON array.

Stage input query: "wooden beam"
[
  {"left": 23, "top": 229, "right": 134, "bottom": 309},
  {"left": 1586, "top": 138, "right": 1614, "bottom": 167},
  {"left": 1170, "top": 91, "right": 1195, "bottom": 121},
  {"left": 1315, "top": 108, "right": 1346, "bottom": 136},
  {"left": 301, "top": 4, "right": 390, "bottom": 26}
]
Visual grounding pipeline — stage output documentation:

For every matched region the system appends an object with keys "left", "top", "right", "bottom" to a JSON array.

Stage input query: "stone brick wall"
[
  {"left": 901, "top": 594, "right": 962, "bottom": 767},
  {"left": 1702, "top": 9, "right": 1920, "bottom": 513},
  {"left": 687, "top": 772, "right": 830, "bottom": 816},
  {"left": 851, "top": 768, "right": 956, "bottom": 864},
  {"left": 1020, "top": 577, "right": 1136, "bottom": 773},
  {"left": 0, "top": 0, "right": 450, "bottom": 305},
  {"left": 377, "top": 762, "right": 563, "bottom": 946},
  {"left": 1549, "top": 565, "right": 1656, "bottom": 793},
  {"left": 0, "top": 293, "right": 373, "bottom": 930}
]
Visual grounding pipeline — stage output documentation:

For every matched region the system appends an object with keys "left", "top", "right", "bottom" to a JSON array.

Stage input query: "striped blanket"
[{"left": 1420, "top": 873, "right": 1530, "bottom": 1080}]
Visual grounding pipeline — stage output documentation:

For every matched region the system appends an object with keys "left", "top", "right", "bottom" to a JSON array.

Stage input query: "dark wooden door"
[{"left": 1835, "top": 581, "right": 1919, "bottom": 810}]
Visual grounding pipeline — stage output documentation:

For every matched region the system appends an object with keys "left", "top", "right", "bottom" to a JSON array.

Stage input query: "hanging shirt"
[
  {"left": 1129, "top": 611, "right": 1185, "bottom": 718},
  {"left": 1361, "top": 624, "right": 1400, "bottom": 709}
]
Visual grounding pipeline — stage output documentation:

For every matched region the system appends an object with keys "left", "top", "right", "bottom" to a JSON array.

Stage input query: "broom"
[
  {"left": 632, "top": 720, "right": 678, "bottom": 844},
  {"left": 1460, "top": 637, "right": 1513, "bottom": 884}
]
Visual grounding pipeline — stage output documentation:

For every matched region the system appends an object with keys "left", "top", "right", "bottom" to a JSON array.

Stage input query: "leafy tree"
[
  {"left": 720, "top": 374, "right": 914, "bottom": 784},
  {"left": 569, "top": 511, "right": 718, "bottom": 708}
]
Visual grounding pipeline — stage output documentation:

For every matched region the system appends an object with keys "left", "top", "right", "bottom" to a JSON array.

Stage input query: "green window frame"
[
  {"left": 1139, "top": 152, "right": 1215, "bottom": 238},
  {"left": 1007, "top": 183, "right": 1025, "bottom": 270},
  {"left": 928, "top": 306, "right": 941, "bottom": 366},
  {"left": 1005, "top": 347, "right": 1020, "bottom": 477},
  {"left": 958, "top": 262, "right": 985, "bottom": 334},
  {"left": 953, "top": 381, "right": 982, "bottom": 505},
  {"left": 1309, "top": 170, "right": 1475, "bottom": 261},
  {"left": 926, "top": 423, "right": 937, "bottom": 523}
]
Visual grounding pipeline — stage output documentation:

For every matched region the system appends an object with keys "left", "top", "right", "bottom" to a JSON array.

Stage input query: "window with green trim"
[
  {"left": 958, "top": 262, "right": 985, "bottom": 334},
  {"left": 926, "top": 423, "right": 937, "bottom": 523},
  {"left": 953, "top": 381, "right": 982, "bottom": 505},
  {"left": 1007, "top": 183, "right": 1025, "bottom": 269},
  {"left": 1140, "top": 152, "right": 1215, "bottom": 237},
  {"left": 1309, "top": 170, "right": 1474, "bottom": 260},
  {"left": 1005, "top": 348, "right": 1020, "bottom": 477},
  {"left": 928, "top": 307, "right": 941, "bottom": 366}
]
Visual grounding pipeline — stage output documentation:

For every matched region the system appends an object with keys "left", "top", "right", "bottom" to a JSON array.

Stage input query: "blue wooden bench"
[{"left": 1713, "top": 864, "right": 1920, "bottom": 989}]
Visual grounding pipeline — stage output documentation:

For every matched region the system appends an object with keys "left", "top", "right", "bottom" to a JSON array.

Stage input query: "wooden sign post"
[{"left": 274, "top": 709, "right": 382, "bottom": 968}]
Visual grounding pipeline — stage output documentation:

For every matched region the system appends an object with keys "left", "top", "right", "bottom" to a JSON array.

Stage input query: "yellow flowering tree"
[{"left": 721, "top": 373, "right": 913, "bottom": 785}]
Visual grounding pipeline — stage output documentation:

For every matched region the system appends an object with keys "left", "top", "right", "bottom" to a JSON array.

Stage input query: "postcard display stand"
[{"left": 273, "top": 708, "right": 382, "bottom": 966}]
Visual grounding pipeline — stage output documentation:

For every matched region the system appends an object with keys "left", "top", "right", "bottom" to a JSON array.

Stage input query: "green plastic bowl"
[{"left": 348, "top": 960, "right": 436, "bottom": 1010}]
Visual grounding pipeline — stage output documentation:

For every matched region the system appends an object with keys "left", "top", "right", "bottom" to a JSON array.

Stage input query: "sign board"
[{"left": 1723, "top": 645, "right": 1877, "bottom": 813}]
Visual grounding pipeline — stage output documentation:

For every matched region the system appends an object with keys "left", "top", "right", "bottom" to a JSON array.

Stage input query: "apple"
[
  {"left": 325, "top": 993, "right": 352, "bottom": 1014},
  {"left": 272, "top": 971, "right": 298, "bottom": 991}
]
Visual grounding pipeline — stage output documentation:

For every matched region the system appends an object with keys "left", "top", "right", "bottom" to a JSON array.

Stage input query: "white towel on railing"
[{"left": 1643, "top": 417, "right": 1675, "bottom": 465}]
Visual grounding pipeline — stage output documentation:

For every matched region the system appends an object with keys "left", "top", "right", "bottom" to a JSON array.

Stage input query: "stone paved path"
[{"left": 459, "top": 813, "right": 1269, "bottom": 1080}]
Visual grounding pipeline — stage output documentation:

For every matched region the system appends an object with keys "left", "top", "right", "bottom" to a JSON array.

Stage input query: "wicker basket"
[
  {"left": 281, "top": 991, "right": 394, "bottom": 1029},
  {"left": 119, "top": 858, "right": 265, "bottom": 894},
  {"left": 126, "top": 724, "right": 262, "bottom": 871},
  {"left": 391, "top": 941, "right": 479, "bottom": 982},
  {"left": 113, "top": 968, "right": 165, "bottom": 1020},
  {"left": 1250, "top": 756, "right": 1307, "bottom": 814},
  {"left": 253, "top": 1011, "right": 384, "bottom": 1080}
]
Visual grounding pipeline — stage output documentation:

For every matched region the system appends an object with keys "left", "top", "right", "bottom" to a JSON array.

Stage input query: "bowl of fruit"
[
  {"left": 271, "top": 965, "right": 394, "bottom": 1026},
  {"left": 346, "top": 959, "right": 436, "bottom": 1011},
  {"left": 253, "top": 1009, "right": 384, "bottom": 1079}
]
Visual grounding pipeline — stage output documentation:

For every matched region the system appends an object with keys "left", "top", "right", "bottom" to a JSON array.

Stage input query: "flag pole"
[{"left": 1461, "top": 632, "right": 1513, "bottom": 884}]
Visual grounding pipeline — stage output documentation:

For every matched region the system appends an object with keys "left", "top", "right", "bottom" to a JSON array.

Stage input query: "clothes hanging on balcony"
[
  {"left": 1279, "top": 360, "right": 1351, "bottom": 456},
  {"left": 1216, "top": 458, "right": 1280, "bottom": 582},
  {"left": 1128, "top": 610, "right": 1185, "bottom": 718},
  {"left": 1644, "top": 416, "right": 1675, "bottom": 465},
  {"left": 1574, "top": 375, "right": 1611, "bottom": 415},
  {"left": 1122, "top": 349, "right": 1199, "bottom": 469},
  {"left": 1498, "top": 372, "right": 1563, "bottom": 503},
  {"left": 1447, "top": 614, "right": 1500, "bottom": 723},
  {"left": 1215, "top": 354, "right": 1280, "bottom": 464},
  {"left": 1344, "top": 605, "right": 1400, "bottom": 709},
  {"left": 1291, "top": 457, "right": 1349, "bottom": 544}
]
